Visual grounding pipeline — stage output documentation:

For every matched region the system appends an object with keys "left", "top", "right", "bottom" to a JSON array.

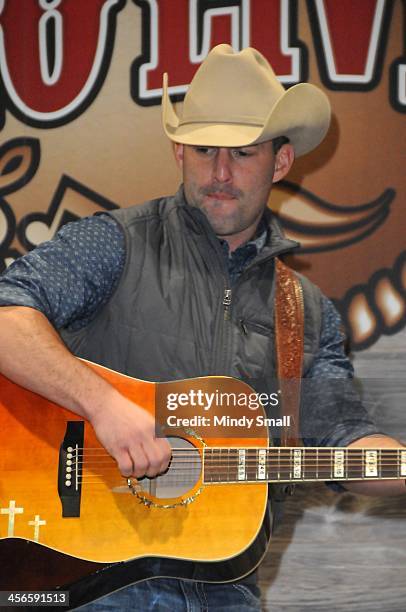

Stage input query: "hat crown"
[
  {"left": 162, "top": 44, "right": 331, "bottom": 156},
  {"left": 181, "top": 45, "right": 285, "bottom": 126}
]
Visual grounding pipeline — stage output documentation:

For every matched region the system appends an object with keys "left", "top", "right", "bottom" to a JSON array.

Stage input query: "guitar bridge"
[{"left": 57, "top": 421, "right": 84, "bottom": 517}]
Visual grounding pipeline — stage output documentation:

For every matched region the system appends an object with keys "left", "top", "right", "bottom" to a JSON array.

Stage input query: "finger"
[
  {"left": 141, "top": 439, "right": 170, "bottom": 478},
  {"left": 155, "top": 436, "right": 172, "bottom": 473},
  {"left": 129, "top": 445, "right": 149, "bottom": 479},
  {"left": 115, "top": 450, "right": 134, "bottom": 478}
]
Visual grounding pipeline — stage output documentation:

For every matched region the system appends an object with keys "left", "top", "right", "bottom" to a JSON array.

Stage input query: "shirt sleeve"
[
  {"left": 305, "top": 294, "right": 353, "bottom": 379},
  {"left": 0, "top": 214, "right": 125, "bottom": 331},
  {"left": 302, "top": 295, "right": 383, "bottom": 491}
]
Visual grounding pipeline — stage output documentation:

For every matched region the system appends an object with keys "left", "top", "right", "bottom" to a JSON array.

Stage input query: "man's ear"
[
  {"left": 173, "top": 143, "right": 184, "bottom": 170},
  {"left": 272, "top": 143, "right": 295, "bottom": 183}
]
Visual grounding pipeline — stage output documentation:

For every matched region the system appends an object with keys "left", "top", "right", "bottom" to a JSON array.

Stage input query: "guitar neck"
[{"left": 203, "top": 447, "right": 406, "bottom": 484}]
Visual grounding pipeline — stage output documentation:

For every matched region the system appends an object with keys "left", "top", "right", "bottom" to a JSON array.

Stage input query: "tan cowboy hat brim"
[{"left": 162, "top": 74, "right": 330, "bottom": 157}]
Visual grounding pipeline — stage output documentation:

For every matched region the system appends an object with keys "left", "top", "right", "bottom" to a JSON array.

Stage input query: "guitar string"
[
  {"left": 73, "top": 453, "right": 403, "bottom": 463},
  {"left": 77, "top": 461, "right": 404, "bottom": 472},
  {"left": 75, "top": 475, "right": 401, "bottom": 484},
  {"left": 75, "top": 454, "right": 403, "bottom": 479},
  {"left": 74, "top": 472, "right": 403, "bottom": 484},
  {"left": 75, "top": 454, "right": 403, "bottom": 464},
  {"left": 73, "top": 447, "right": 402, "bottom": 455},
  {"left": 74, "top": 450, "right": 403, "bottom": 455},
  {"left": 76, "top": 464, "right": 401, "bottom": 474},
  {"left": 67, "top": 450, "right": 403, "bottom": 474},
  {"left": 73, "top": 458, "right": 403, "bottom": 468},
  {"left": 75, "top": 447, "right": 403, "bottom": 451},
  {"left": 73, "top": 448, "right": 403, "bottom": 460},
  {"left": 75, "top": 458, "right": 403, "bottom": 481},
  {"left": 73, "top": 452, "right": 403, "bottom": 461},
  {"left": 74, "top": 461, "right": 403, "bottom": 475},
  {"left": 71, "top": 468, "right": 405, "bottom": 476},
  {"left": 75, "top": 465, "right": 402, "bottom": 476},
  {"left": 73, "top": 450, "right": 402, "bottom": 454},
  {"left": 76, "top": 471, "right": 402, "bottom": 481}
]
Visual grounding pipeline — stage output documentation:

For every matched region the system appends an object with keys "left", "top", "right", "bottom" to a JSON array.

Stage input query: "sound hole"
[{"left": 137, "top": 437, "right": 201, "bottom": 499}]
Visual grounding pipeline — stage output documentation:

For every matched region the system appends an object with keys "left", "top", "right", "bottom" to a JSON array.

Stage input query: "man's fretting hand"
[{"left": 89, "top": 389, "right": 172, "bottom": 479}]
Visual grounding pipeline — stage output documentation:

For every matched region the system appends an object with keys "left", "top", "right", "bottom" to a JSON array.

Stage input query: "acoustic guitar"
[{"left": 1, "top": 360, "right": 405, "bottom": 609}]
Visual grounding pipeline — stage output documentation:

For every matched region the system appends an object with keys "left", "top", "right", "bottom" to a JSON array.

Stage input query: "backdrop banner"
[{"left": 0, "top": 0, "right": 404, "bottom": 350}]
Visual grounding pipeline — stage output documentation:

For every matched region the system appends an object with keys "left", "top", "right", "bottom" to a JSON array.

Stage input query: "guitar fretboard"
[{"left": 203, "top": 447, "right": 406, "bottom": 483}]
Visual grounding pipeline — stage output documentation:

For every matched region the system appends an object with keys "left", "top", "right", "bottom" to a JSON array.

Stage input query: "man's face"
[{"left": 174, "top": 141, "right": 293, "bottom": 250}]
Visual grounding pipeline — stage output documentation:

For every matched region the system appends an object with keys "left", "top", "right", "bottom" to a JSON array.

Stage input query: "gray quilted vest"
[{"left": 61, "top": 187, "right": 322, "bottom": 386}]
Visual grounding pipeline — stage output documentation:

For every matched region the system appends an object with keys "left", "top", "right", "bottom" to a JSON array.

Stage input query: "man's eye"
[
  {"left": 195, "top": 147, "right": 214, "bottom": 155},
  {"left": 233, "top": 149, "right": 251, "bottom": 158}
]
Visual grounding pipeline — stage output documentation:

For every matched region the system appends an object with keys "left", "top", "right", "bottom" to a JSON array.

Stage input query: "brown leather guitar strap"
[{"left": 275, "top": 258, "right": 304, "bottom": 447}]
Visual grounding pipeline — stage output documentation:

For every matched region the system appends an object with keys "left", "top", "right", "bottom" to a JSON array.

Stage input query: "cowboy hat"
[{"left": 162, "top": 44, "right": 331, "bottom": 157}]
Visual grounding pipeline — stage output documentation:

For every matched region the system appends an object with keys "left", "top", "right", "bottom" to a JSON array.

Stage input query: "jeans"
[{"left": 75, "top": 578, "right": 261, "bottom": 611}]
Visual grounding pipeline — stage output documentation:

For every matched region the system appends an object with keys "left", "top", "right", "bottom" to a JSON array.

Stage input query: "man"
[{"left": 0, "top": 45, "right": 404, "bottom": 611}]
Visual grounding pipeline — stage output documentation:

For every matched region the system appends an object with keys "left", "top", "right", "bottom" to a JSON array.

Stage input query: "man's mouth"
[{"left": 206, "top": 192, "right": 236, "bottom": 200}]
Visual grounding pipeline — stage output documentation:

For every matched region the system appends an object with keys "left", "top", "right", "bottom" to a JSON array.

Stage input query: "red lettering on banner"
[
  {"left": 249, "top": 0, "right": 303, "bottom": 83},
  {"left": 134, "top": 0, "right": 245, "bottom": 102},
  {"left": 133, "top": 0, "right": 305, "bottom": 104},
  {"left": 0, "top": 0, "right": 124, "bottom": 126},
  {"left": 309, "top": 0, "right": 388, "bottom": 85}
]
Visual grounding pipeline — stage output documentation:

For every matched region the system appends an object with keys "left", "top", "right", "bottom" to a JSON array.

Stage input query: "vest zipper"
[
  {"left": 185, "top": 208, "right": 233, "bottom": 374},
  {"left": 215, "top": 282, "right": 232, "bottom": 373},
  {"left": 223, "top": 288, "right": 232, "bottom": 320}
]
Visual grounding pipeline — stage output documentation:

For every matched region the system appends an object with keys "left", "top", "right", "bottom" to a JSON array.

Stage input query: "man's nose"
[{"left": 213, "top": 149, "right": 232, "bottom": 183}]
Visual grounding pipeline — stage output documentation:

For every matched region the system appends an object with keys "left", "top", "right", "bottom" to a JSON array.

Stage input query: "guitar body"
[{"left": 0, "top": 362, "right": 271, "bottom": 606}]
